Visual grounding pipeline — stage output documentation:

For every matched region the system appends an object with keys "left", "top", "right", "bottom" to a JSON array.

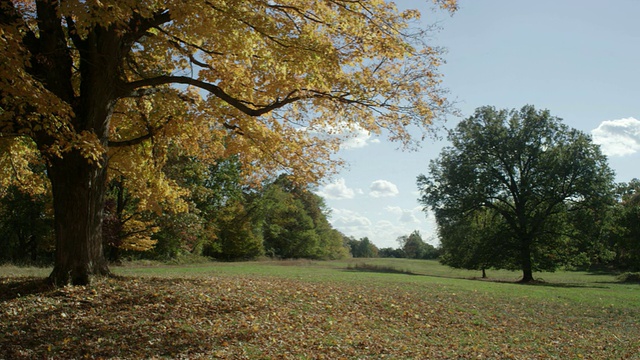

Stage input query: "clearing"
[{"left": 1, "top": 259, "right": 639, "bottom": 359}]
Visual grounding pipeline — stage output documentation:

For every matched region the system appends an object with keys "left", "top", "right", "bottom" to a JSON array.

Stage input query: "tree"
[
  {"left": 347, "top": 236, "right": 379, "bottom": 258},
  {"left": 260, "top": 176, "right": 332, "bottom": 259},
  {"left": 437, "top": 207, "right": 514, "bottom": 278},
  {"left": 379, "top": 247, "right": 405, "bottom": 258},
  {"left": 210, "top": 198, "right": 265, "bottom": 261},
  {"left": 607, "top": 179, "right": 640, "bottom": 270},
  {"left": 396, "top": 230, "right": 438, "bottom": 259},
  {"left": 0, "top": 0, "right": 456, "bottom": 284},
  {"left": 102, "top": 176, "right": 159, "bottom": 262},
  {"left": 418, "top": 105, "right": 615, "bottom": 282},
  {"left": 0, "top": 185, "right": 54, "bottom": 264}
]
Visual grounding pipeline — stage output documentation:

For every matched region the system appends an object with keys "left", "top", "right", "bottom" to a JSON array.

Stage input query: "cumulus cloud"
[
  {"left": 304, "top": 122, "right": 378, "bottom": 150},
  {"left": 591, "top": 117, "right": 640, "bottom": 157},
  {"left": 340, "top": 125, "right": 374, "bottom": 150},
  {"left": 369, "top": 180, "right": 399, "bottom": 198},
  {"left": 330, "top": 208, "right": 372, "bottom": 229},
  {"left": 328, "top": 207, "right": 438, "bottom": 248},
  {"left": 316, "top": 178, "right": 356, "bottom": 200},
  {"left": 369, "top": 219, "right": 435, "bottom": 247},
  {"left": 385, "top": 206, "right": 421, "bottom": 224}
]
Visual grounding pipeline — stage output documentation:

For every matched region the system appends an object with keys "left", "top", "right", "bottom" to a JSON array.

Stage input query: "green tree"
[
  {"left": 0, "top": 0, "right": 455, "bottom": 285},
  {"left": 378, "top": 247, "right": 405, "bottom": 258},
  {"left": 261, "top": 176, "right": 348, "bottom": 259},
  {"left": 206, "top": 197, "right": 265, "bottom": 261},
  {"left": 0, "top": 186, "right": 54, "bottom": 264},
  {"left": 418, "top": 105, "right": 615, "bottom": 282},
  {"left": 396, "top": 230, "right": 438, "bottom": 259},
  {"left": 162, "top": 154, "right": 246, "bottom": 259},
  {"left": 608, "top": 179, "right": 640, "bottom": 270},
  {"left": 437, "top": 208, "right": 514, "bottom": 278},
  {"left": 150, "top": 212, "right": 204, "bottom": 259},
  {"left": 347, "top": 236, "right": 379, "bottom": 258}
]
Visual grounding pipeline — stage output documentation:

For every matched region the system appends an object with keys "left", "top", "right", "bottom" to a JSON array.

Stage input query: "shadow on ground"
[{"left": 0, "top": 277, "right": 53, "bottom": 302}]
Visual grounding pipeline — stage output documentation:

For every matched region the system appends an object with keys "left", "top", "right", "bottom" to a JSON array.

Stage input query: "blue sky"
[{"left": 316, "top": 0, "right": 640, "bottom": 249}]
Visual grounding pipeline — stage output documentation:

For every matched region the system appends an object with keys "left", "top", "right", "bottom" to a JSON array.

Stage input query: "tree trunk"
[
  {"left": 48, "top": 150, "right": 111, "bottom": 285},
  {"left": 520, "top": 241, "right": 534, "bottom": 283}
]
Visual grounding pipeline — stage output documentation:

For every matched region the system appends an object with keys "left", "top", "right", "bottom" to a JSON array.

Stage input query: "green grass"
[{"left": 1, "top": 259, "right": 639, "bottom": 359}]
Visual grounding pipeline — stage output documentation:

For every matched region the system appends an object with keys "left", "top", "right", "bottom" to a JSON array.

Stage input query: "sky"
[{"left": 316, "top": 0, "right": 640, "bottom": 249}]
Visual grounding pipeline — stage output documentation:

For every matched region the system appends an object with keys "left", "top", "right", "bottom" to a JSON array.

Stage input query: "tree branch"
[
  {"left": 109, "top": 115, "right": 172, "bottom": 148},
  {"left": 121, "top": 9, "right": 172, "bottom": 52},
  {"left": 108, "top": 132, "right": 154, "bottom": 148},
  {"left": 123, "top": 75, "right": 306, "bottom": 116}
]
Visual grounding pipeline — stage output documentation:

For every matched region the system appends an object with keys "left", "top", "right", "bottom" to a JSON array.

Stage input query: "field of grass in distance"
[{"left": 1, "top": 259, "right": 639, "bottom": 359}]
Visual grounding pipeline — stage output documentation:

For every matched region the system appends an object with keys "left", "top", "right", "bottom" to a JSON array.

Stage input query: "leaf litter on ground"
[{"left": 1, "top": 274, "right": 639, "bottom": 359}]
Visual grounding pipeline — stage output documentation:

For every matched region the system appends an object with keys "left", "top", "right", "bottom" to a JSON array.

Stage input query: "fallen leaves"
[{"left": 0, "top": 274, "right": 638, "bottom": 359}]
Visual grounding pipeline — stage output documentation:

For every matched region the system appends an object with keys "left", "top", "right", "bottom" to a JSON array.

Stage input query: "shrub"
[{"left": 617, "top": 272, "right": 640, "bottom": 283}]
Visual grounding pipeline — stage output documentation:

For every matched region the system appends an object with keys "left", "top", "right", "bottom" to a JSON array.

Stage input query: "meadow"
[{"left": 1, "top": 259, "right": 638, "bottom": 359}]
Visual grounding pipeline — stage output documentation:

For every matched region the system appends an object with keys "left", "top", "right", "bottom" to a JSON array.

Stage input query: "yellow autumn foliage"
[
  {"left": 119, "top": 219, "right": 159, "bottom": 252},
  {"left": 1, "top": 0, "right": 456, "bottom": 238}
]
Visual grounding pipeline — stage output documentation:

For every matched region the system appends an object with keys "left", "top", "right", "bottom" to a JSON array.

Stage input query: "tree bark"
[
  {"left": 519, "top": 240, "right": 534, "bottom": 283},
  {"left": 47, "top": 150, "right": 111, "bottom": 285}
]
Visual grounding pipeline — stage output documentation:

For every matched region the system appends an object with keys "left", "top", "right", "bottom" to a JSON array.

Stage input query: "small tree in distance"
[
  {"left": 418, "top": 105, "right": 615, "bottom": 282},
  {"left": 396, "top": 230, "right": 439, "bottom": 259}
]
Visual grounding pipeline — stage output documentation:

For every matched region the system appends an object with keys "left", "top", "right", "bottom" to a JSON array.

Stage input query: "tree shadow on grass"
[
  {"left": 0, "top": 276, "right": 260, "bottom": 359},
  {"left": 0, "top": 277, "right": 54, "bottom": 302},
  {"left": 518, "top": 280, "right": 609, "bottom": 289},
  {"left": 343, "top": 263, "right": 419, "bottom": 276},
  {"left": 341, "top": 264, "right": 613, "bottom": 289}
]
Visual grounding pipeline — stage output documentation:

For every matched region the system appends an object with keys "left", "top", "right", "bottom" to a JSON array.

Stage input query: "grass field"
[{"left": 1, "top": 259, "right": 639, "bottom": 359}]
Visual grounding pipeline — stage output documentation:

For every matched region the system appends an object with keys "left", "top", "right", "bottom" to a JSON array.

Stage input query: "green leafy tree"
[
  {"left": 260, "top": 176, "right": 348, "bottom": 259},
  {"left": 207, "top": 196, "right": 265, "bottom": 261},
  {"left": 150, "top": 212, "right": 204, "bottom": 260},
  {"left": 378, "top": 247, "right": 405, "bottom": 258},
  {"left": 418, "top": 105, "right": 615, "bottom": 282},
  {"left": 607, "top": 179, "right": 640, "bottom": 270},
  {"left": 161, "top": 154, "right": 246, "bottom": 259},
  {"left": 347, "top": 236, "right": 379, "bottom": 258},
  {"left": 0, "top": 186, "right": 54, "bottom": 264},
  {"left": 437, "top": 208, "right": 514, "bottom": 278},
  {"left": 396, "top": 230, "right": 438, "bottom": 259}
]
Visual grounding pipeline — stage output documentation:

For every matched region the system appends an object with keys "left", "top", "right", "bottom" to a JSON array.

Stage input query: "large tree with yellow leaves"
[{"left": 0, "top": 0, "right": 455, "bottom": 285}]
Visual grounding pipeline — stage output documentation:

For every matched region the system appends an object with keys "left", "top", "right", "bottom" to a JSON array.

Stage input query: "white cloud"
[
  {"left": 329, "top": 207, "right": 438, "bottom": 248},
  {"left": 369, "top": 180, "right": 399, "bottom": 198},
  {"left": 340, "top": 125, "right": 374, "bottom": 150},
  {"left": 304, "top": 121, "right": 378, "bottom": 150},
  {"left": 316, "top": 178, "right": 356, "bottom": 200},
  {"left": 330, "top": 208, "right": 372, "bottom": 229},
  {"left": 591, "top": 117, "right": 640, "bottom": 157},
  {"left": 385, "top": 206, "right": 421, "bottom": 224}
]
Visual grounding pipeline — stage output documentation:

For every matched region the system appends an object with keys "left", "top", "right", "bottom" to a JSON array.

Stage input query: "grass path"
[{"left": 1, "top": 259, "right": 639, "bottom": 359}]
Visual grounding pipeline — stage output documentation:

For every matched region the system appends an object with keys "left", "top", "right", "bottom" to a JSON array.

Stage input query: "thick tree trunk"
[{"left": 48, "top": 150, "right": 111, "bottom": 285}]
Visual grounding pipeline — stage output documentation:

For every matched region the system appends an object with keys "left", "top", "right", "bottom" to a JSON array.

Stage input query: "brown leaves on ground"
[{"left": 1, "top": 275, "right": 638, "bottom": 359}]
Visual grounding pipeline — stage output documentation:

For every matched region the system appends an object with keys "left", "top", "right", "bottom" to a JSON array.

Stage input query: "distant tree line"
[
  {"left": 0, "top": 155, "right": 350, "bottom": 264},
  {"left": 347, "top": 230, "right": 439, "bottom": 260}
]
